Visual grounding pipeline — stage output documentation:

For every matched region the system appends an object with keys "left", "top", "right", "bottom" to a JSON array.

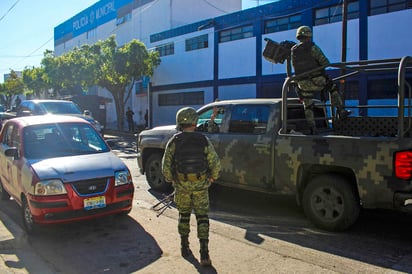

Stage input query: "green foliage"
[
  {"left": 22, "top": 66, "right": 50, "bottom": 98},
  {"left": 0, "top": 70, "right": 24, "bottom": 109},
  {"left": 5, "top": 35, "right": 160, "bottom": 129}
]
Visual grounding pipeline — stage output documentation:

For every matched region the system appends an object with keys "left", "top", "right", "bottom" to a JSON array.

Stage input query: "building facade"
[{"left": 54, "top": 0, "right": 412, "bottom": 128}]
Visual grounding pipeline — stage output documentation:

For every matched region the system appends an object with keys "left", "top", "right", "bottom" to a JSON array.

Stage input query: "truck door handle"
[{"left": 253, "top": 144, "right": 270, "bottom": 148}]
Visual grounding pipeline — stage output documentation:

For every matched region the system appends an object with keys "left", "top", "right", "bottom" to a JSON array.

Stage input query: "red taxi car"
[{"left": 0, "top": 115, "right": 134, "bottom": 233}]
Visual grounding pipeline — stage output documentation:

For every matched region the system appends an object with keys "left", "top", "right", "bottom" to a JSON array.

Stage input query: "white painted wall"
[
  {"left": 150, "top": 30, "right": 214, "bottom": 86},
  {"left": 219, "top": 37, "right": 257, "bottom": 79},
  {"left": 218, "top": 84, "right": 256, "bottom": 100},
  {"left": 151, "top": 86, "right": 214, "bottom": 126},
  {"left": 368, "top": 9, "right": 412, "bottom": 60}
]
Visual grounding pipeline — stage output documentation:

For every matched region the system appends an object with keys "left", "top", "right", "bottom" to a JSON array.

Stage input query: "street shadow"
[
  {"left": 0, "top": 200, "right": 164, "bottom": 274},
  {"left": 29, "top": 215, "right": 162, "bottom": 273},
  {"left": 183, "top": 254, "right": 218, "bottom": 274},
  {"left": 207, "top": 184, "right": 412, "bottom": 272}
]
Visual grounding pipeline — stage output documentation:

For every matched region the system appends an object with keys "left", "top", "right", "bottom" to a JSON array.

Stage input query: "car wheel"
[
  {"left": 302, "top": 174, "right": 360, "bottom": 231},
  {"left": 22, "top": 197, "right": 37, "bottom": 234},
  {"left": 0, "top": 181, "right": 10, "bottom": 200},
  {"left": 145, "top": 153, "right": 171, "bottom": 193}
]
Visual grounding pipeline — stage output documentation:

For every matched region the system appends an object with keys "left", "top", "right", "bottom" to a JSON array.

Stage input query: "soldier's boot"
[
  {"left": 199, "top": 239, "right": 212, "bottom": 267},
  {"left": 330, "top": 89, "right": 351, "bottom": 120},
  {"left": 181, "top": 236, "right": 192, "bottom": 257}
]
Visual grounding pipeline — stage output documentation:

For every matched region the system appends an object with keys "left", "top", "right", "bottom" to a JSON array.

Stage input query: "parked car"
[
  {"left": 16, "top": 99, "right": 104, "bottom": 135},
  {"left": 0, "top": 115, "right": 134, "bottom": 233},
  {"left": 0, "top": 105, "right": 15, "bottom": 130}
]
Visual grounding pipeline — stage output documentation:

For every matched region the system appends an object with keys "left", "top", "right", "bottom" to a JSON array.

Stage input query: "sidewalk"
[{"left": 0, "top": 210, "right": 55, "bottom": 273}]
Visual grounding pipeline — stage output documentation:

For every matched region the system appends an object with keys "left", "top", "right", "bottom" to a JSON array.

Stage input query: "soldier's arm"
[
  {"left": 312, "top": 44, "right": 330, "bottom": 67},
  {"left": 161, "top": 139, "right": 176, "bottom": 183},
  {"left": 205, "top": 139, "right": 221, "bottom": 181}
]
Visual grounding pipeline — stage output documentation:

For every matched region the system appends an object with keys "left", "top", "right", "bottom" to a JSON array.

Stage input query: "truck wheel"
[
  {"left": 145, "top": 153, "right": 171, "bottom": 193},
  {"left": 0, "top": 181, "right": 10, "bottom": 200},
  {"left": 302, "top": 175, "right": 360, "bottom": 231},
  {"left": 22, "top": 196, "right": 38, "bottom": 234}
]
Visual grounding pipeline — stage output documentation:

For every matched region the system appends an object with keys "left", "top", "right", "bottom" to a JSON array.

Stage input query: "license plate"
[{"left": 84, "top": 196, "right": 106, "bottom": 210}]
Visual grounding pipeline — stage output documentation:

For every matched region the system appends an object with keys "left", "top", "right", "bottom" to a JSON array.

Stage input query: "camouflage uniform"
[
  {"left": 162, "top": 107, "right": 221, "bottom": 266},
  {"left": 291, "top": 26, "right": 348, "bottom": 132}
]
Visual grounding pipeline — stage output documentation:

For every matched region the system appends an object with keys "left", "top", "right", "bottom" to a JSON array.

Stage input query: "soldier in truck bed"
[
  {"left": 162, "top": 107, "right": 221, "bottom": 266},
  {"left": 291, "top": 25, "right": 350, "bottom": 133}
]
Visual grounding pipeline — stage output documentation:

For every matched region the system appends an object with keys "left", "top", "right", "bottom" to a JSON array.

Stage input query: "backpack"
[{"left": 173, "top": 132, "right": 208, "bottom": 176}]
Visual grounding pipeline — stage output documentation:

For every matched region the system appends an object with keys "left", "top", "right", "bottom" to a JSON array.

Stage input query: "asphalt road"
[{"left": 1, "top": 133, "right": 412, "bottom": 273}]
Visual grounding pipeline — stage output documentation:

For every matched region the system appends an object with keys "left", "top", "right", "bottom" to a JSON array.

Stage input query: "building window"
[
  {"left": 219, "top": 25, "right": 253, "bottom": 43},
  {"left": 368, "top": 78, "right": 398, "bottom": 99},
  {"left": 265, "top": 14, "right": 301, "bottom": 34},
  {"left": 315, "top": 1, "right": 360, "bottom": 25},
  {"left": 155, "top": 43, "right": 174, "bottom": 57},
  {"left": 369, "top": 0, "right": 411, "bottom": 16},
  {"left": 185, "top": 34, "right": 208, "bottom": 51},
  {"left": 158, "top": 91, "right": 204, "bottom": 106}
]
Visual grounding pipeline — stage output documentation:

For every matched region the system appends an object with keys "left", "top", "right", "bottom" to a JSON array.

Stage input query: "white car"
[{"left": 16, "top": 99, "right": 104, "bottom": 135}]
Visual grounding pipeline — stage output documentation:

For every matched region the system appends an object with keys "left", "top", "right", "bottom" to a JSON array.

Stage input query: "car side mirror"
[
  {"left": 83, "top": 110, "right": 91, "bottom": 116},
  {"left": 5, "top": 147, "right": 19, "bottom": 160}
]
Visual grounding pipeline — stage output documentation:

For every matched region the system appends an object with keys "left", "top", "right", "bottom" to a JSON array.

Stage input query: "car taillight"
[{"left": 395, "top": 151, "right": 412, "bottom": 180}]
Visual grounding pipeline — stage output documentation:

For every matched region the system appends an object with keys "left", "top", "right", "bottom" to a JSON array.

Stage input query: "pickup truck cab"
[{"left": 137, "top": 57, "right": 412, "bottom": 231}]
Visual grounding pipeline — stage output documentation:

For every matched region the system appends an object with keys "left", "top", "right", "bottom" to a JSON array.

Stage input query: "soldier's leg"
[
  {"left": 327, "top": 79, "right": 350, "bottom": 119},
  {"left": 175, "top": 190, "right": 192, "bottom": 257},
  {"left": 193, "top": 189, "right": 211, "bottom": 266},
  {"left": 302, "top": 97, "right": 316, "bottom": 133}
]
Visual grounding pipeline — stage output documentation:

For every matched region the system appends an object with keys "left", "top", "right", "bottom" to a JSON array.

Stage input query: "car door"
[
  {"left": 200, "top": 104, "right": 275, "bottom": 190},
  {"left": 0, "top": 123, "right": 20, "bottom": 198}
]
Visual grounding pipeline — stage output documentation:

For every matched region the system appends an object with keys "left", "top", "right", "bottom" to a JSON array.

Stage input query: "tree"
[
  {"left": 22, "top": 66, "right": 50, "bottom": 98},
  {"left": 91, "top": 36, "right": 160, "bottom": 130},
  {"left": 25, "top": 35, "right": 160, "bottom": 129},
  {"left": 0, "top": 70, "right": 24, "bottom": 110}
]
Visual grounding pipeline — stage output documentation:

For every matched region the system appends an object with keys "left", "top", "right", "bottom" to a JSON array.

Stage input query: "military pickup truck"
[{"left": 137, "top": 57, "right": 412, "bottom": 231}]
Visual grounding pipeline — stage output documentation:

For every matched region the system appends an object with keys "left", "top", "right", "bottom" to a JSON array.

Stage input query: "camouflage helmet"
[
  {"left": 176, "top": 107, "right": 198, "bottom": 130},
  {"left": 296, "top": 26, "right": 312, "bottom": 40}
]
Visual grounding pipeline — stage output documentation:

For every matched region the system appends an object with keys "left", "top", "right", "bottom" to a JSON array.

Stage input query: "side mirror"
[
  {"left": 83, "top": 110, "right": 91, "bottom": 116},
  {"left": 5, "top": 147, "right": 18, "bottom": 159}
]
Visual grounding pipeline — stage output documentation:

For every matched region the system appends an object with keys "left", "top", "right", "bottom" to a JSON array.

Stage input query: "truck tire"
[
  {"left": 145, "top": 153, "right": 171, "bottom": 193},
  {"left": 302, "top": 174, "right": 360, "bottom": 231}
]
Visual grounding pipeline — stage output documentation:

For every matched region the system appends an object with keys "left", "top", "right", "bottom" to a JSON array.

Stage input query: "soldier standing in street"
[
  {"left": 162, "top": 107, "right": 221, "bottom": 266},
  {"left": 291, "top": 25, "right": 350, "bottom": 134}
]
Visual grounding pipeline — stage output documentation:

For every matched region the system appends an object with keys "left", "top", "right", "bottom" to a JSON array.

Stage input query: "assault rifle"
[
  {"left": 263, "top": 38, "right": 330, "bottom": 103},
  {"left": 263, "top": 38, "right": 296, "bottom": 76},
  {"left": 152, "top": 191, "right": 175, "bottom": 217}
]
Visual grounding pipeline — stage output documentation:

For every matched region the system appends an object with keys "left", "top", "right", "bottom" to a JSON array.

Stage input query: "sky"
[{"left": 0, "top": 0, "right": 275, "bottom": 83}]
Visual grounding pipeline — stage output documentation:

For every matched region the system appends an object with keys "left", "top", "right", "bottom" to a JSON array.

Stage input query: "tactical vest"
[
  {"left": 173, "top": 132, "right": 208, "bottom": 178},
  {"left": 291, "top": 42, "right": 320, "bottom": 76}
]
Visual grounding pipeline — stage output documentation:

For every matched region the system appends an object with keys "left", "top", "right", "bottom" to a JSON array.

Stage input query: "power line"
[{"left": 0, "top": 0, "right": 21, "bottom": 22}]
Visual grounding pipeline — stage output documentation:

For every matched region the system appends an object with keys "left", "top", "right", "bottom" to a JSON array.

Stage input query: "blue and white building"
[{"left": 54, "top": 0, "right": 412, "bottom": 128}]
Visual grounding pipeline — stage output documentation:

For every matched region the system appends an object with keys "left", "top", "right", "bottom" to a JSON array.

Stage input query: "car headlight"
[
  {"left": 34, "top": 179, "right": 67, "bottom": 195},
  {"left": 115, "top": 170, "right": 132, "bottom": 186}
]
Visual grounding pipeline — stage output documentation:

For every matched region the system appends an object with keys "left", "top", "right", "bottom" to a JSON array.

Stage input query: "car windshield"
[
  {"left": 0, "top": 105, "right": 5, "bottom": 112},
  {"left": 23, "top": 123, "right": 109, "bottom": 159},
  {"left": 41, "top": 102, "right": 82, "bottom": 115}
]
